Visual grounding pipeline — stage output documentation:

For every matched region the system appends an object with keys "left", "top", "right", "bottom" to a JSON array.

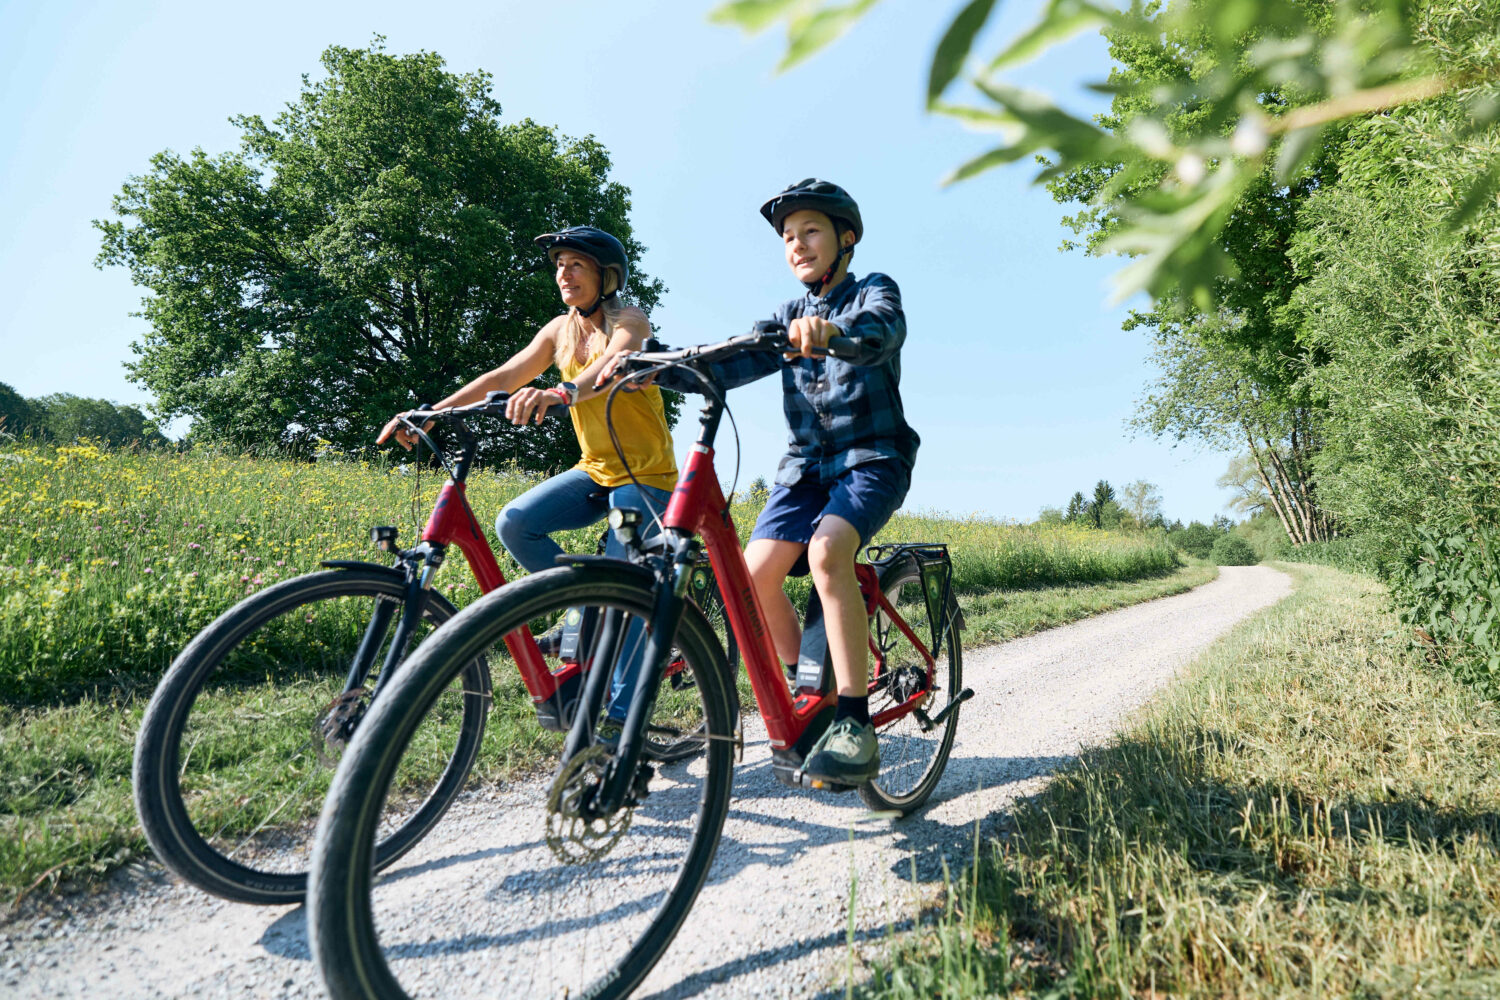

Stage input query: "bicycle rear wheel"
[
  {"left": 309, "top": 563, "right": 735, "bottom": 1000},
  {"left": 860, "top": 555, "right": 963, "bottom": 814},
  {"left": 133, "top": 567, "right": 490, "bottom": 905}
]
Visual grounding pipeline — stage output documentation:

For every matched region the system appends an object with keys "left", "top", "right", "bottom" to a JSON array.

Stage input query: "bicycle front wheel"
[
  {"left": 860, "top": 555, "right": 963, "bottom": 815},
  {"left": 133, "top": 566, "right": 490, "bottom": 905},
  {"left": 309, "top": 563, "right": 735, "bottom": 1000}
]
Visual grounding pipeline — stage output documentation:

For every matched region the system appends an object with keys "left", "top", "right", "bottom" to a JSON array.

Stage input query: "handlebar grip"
[{"left": 824, "top": 335, "right": 859, "bottom": 361}]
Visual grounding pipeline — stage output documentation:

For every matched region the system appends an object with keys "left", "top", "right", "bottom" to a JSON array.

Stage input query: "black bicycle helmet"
[
  {"left": 534, "top": 225, "right": 630, "bottom": 316},
  {"left": 759, "top": 179, "right": 863, "bottom": 290}
]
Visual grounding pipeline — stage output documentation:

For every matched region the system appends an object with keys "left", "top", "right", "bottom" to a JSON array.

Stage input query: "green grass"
[
  {"left": 865, "top": 562, "right": 1500, "bottom": 999},
  {"left": 0, "top": 442, "right": 1194, "bottom": 900}
]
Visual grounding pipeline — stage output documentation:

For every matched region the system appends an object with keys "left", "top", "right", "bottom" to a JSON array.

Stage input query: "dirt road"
[{"left": 3, "top": 565, "right": 1291, "bottom": 999}]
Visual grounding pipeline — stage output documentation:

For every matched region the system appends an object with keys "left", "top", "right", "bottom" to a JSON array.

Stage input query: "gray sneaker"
[{"left": 802, "top": 717, "right": 879, "bottom": 787}]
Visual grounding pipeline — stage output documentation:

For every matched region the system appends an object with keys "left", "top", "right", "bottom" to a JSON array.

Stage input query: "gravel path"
[{"left": 2, "top": 565, "right": 1290, "bottom": 999}]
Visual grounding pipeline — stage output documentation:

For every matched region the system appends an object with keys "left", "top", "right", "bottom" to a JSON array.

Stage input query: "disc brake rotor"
[{"left": 545, "top": 744, "right": 632, "bottom": 865}]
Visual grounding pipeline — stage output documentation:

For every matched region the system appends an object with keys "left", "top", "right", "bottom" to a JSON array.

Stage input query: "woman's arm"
[
  {"left": 507, "top": 308, "right": 655, "bottom": 423},
  {"left": 377, "top": 318, "right": 561, "bottom": 446}
]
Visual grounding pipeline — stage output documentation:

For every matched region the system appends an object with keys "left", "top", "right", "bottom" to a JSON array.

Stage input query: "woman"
[{"left": 378, "top": 225, "right": 677, "bottom": 658}]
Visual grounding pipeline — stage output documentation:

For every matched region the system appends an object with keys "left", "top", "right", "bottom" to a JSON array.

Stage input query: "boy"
[{"left": 621, "top": 179, "right": 919, "bottom": 785}]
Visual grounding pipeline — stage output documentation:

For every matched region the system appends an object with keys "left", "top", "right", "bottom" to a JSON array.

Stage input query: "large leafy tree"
[{"left": 97, "top": 41, "right": 666, "bottom": 468}]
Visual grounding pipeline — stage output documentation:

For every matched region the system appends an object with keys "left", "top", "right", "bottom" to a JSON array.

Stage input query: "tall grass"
[
  {"left": 866, "top": 563, "right": 1500, "bottom": 998},
  {"left": 0, "top": 443, "right": 1178, "bottom": 705}
]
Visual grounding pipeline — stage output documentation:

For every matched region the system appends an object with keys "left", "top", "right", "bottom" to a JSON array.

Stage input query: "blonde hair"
[{"left": 553, "top": 263, "right": 625, "bottom": 368}]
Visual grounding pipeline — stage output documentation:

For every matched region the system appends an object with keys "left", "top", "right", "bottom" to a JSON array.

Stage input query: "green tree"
[
  {"left": 1090, "top": 480, "right": 1116, "bottom": 529},
  {"left": 0, "top": 383, "right": 32, "bottom": 437},
  {"left": 1119, "top": 479, "right": 1164, "bottom": 526},
  {"left": 1063, "top": 491, "right": 1089, "bottom": 524},
  {"left": 28, "top": 394, "right": 168, "bottom": 447},
  {"left": 97, "top": 41, "right": 666, "bottom": 468}
]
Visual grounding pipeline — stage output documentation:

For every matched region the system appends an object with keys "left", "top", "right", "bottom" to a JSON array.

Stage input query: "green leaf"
[
  {"left": 930, "top": 100, "right": 1021, "bottom": 133},
  {"left": 987, "top": 0, "right": 1113, "bottom": 75},
  {"left": 777, "top": 0, "right": 881, "bottom": 72},
  {"left": 1446, "top": 162, "right": 1500, "bottom": 231},
  {"left": 1273, "top": 123, "right": 1325, "bottom": 185},
  {"left": 927, "top": 0, "right": 1000, "bottom": 106},
  {"left": 942, "top": 143, "right": 1033, "bottom": 184},
  {"left": 708, "top": 0, "right": 806, "bottom": 33}
]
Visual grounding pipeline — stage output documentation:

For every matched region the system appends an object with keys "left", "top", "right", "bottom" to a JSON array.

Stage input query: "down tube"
[
  {"left": 668, "top": 447, "right": 799, "bottom": 748},
  {"left": 422, "top": 480, "right": 554, "bottom": 700}
]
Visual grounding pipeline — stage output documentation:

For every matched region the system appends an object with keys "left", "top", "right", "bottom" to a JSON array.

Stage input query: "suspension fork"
[
  {"left": 560, "top": 607, "right": 628, "bottom": 763},
  {"left": 363, "top": 545, "right": 445, "bottom": 698},
  {"left": 596, "top": 534, "right": 697, "bottom": 813}
]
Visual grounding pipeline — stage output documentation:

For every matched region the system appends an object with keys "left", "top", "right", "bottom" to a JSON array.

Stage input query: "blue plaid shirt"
[{"left": 657, "top": 272, "right": 919, "bottom": 487}]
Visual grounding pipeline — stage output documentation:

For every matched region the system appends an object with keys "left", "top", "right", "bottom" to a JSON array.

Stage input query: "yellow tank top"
[{"left": 560, "top": 350, "right": 678, "bottom": 491}]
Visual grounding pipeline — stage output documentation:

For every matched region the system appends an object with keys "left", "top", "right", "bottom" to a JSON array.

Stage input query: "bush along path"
[
  {"left": 0, "top": 566, "right": 1287, "bottom": 999},
  {"left": 869, "top": 562, "right": 1500, "bottom": 999}
]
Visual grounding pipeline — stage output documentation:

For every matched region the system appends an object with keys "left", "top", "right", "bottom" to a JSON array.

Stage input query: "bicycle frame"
[{"left": 661, "top": 396, "right": 938, "bottom": 754}]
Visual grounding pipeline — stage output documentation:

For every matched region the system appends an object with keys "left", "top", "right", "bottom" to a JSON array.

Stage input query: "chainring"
[{"left": 545, "top": 744, "right": 632, "bottom": 865}]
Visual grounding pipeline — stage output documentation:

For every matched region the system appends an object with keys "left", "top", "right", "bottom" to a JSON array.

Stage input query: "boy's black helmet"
[
  {"left": 759, "top": 179, "right": 863, "bottom": 243},
  {"left": 534, "top": 226, "right": 630, "bottom": 294}
]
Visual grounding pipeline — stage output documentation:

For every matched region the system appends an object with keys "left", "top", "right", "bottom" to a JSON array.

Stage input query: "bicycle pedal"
[{"left": 794, "top": 769, "right": 857, "bottom": 793}]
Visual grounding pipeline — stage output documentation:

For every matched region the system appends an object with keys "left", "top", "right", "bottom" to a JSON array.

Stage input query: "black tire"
[
  {"left": 133, "top": 567, "right": 490, "bottom": 905},
  {"left": 309, "top": 563, "right": 735, "bottom": 1000},
  {"left": 859, "top": 556, "right": 963, "bottom": 815}
]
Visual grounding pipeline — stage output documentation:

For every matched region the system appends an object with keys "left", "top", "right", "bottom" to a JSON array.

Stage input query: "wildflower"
[
  {"left": 144, "top": 567, "right": 153, "bottom": 574},
  {"left": 188, "top": 543, "right": 201, "bottom": 550}
]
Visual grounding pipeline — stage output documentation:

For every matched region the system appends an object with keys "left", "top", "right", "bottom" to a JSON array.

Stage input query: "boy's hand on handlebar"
[
  {"left": 786, "top": 316, "right": 840, "bottom": 359},
  {"left": 505, "top": 386, "right": 564, "bottom": 425},
  {"left": 377, "top": 412, "right": 430, "bottom": 451}
]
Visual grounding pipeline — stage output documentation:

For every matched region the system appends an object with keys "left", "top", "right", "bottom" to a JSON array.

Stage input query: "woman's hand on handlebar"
[
  {"left": 377, "top": 412, "right": 430, "bottom": 451},
  {"left": 785, "top": 316, "right": 840, "bottom": 360},
  {"left": 506, "top": 386, "right": 566, "bottom": 425},
  {"left": 594, "top": 354, "right": 652, "bottom": 392}
]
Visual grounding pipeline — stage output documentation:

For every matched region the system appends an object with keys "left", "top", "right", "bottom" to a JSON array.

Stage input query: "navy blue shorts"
[{"left": 749, "top": 461, "right": 911, "bottom": 573}]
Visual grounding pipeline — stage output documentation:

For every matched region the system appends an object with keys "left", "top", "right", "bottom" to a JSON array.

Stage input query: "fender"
[{"left": 319, "top": 559, "right": 402, "bottom": 574}]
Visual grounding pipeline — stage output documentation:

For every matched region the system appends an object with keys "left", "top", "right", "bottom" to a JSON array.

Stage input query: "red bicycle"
[
  {"left": 307, "top": 325, "right": 970, "bottom": 1000},
  {"left": 132, "top": 394, "right": 729, "bottom": 906}
]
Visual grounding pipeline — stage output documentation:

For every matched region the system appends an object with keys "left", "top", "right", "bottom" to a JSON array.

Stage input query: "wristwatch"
[{"left": 555, "top": 381, "right": 579, "bottom": 406}]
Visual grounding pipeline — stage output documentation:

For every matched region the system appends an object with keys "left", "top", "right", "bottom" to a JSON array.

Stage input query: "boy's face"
[
  {"left": 782, "top": 209, "right": 851, "bottom": 285},
  {"left": 554, "top": 250, "right": 602, "bottom": 308}
]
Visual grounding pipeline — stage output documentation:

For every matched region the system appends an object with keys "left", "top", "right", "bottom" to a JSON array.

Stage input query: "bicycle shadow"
[{"left": 634, "top": 919, "right": 917, "bottom": 1000}]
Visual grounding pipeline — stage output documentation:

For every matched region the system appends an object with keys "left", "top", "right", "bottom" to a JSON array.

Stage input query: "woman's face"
[
  {"left": 554, "top": 250, "right": 602, "bottom": 308},
  {"left": 782, "top": 209, "right": 848, "bottom": 284}
]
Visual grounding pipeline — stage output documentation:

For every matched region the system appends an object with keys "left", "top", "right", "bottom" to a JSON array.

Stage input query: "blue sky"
[{"left": 0, "top": 0, "right": 1234, "bottom": 523}]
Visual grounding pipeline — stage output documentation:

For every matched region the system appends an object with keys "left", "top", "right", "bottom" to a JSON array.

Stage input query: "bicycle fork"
[
  {"left": 341, "top": 542, "right": 445, "bottom": 696},
  {"left": 561, "top": 532, "right": 698, "bottom": 816}
]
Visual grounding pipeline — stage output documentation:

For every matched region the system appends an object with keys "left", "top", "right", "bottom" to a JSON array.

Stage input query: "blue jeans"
[{"left": 496, "top": 468, "right": 673, "bottom": 720}]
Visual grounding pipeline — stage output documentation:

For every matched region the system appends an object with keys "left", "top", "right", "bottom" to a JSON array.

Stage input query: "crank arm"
[{"left": 914, "top": 687, "right": 974, "bottom": 733}]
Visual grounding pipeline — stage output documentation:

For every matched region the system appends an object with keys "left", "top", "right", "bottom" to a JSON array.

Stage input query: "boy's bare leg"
[
  {"left": 745, "top": 537, "right": 806, "bottom": 665},
  {"left": 806, "top": 515, "right": 867, "bottom": 697}
]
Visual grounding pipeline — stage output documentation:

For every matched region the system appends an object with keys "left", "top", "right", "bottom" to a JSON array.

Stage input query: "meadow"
[
  {"left": 0, "top": 441, "right": 1193, "bottom": 899},
  {"left": 865, "top": 562, "right": 1500, "bottom": 999}
]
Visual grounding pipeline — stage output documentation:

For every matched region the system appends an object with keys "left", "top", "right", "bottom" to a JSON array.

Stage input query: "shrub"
[
  {"left": 1172, "top": 521, "right": 1218, "bottom": 559},
  {"left": 1390, "top": 525, "right": 1500, "bottom": 699},
  {"left": 1210, "top": 534, "right": 1258, "bottom": 566}
]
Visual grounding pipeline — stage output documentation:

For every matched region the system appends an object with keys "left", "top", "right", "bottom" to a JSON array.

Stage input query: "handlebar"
[{"left": 611, "top": 321, "right": 861, "bottom": 379}]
